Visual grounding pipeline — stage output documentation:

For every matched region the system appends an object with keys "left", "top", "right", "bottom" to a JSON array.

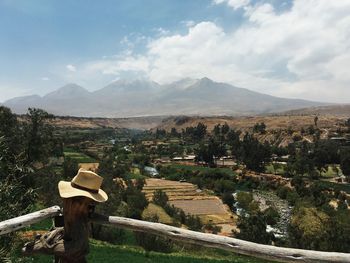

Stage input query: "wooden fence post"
[{"left": 23, "top": 197, "right": 92, "bottom": 263}]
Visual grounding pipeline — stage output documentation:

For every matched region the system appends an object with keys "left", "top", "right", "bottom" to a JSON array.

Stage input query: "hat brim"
[{"left": 58, "top": 181, "right": 108, "bottom": 202}]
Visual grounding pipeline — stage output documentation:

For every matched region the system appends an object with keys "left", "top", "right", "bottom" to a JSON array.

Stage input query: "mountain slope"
[{"left": 3, "top": 78, "right": 329, "bottom": 117}]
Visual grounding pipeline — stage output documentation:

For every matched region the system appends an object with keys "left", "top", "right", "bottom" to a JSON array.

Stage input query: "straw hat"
[{"left": 58, "top": 168, "right": 108, "bottom": 202}]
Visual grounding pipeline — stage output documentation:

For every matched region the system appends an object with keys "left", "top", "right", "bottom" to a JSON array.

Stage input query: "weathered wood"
[
  {"left": 22, "top": 198, "right": 92, "bottom": 263},
  {"left": 0, "top": 206, "right": 61, "bottom": 236},
  {"left": 2, "top": 207, "right": 350, "bottom": 263},
  {"left": 90, "top": 214, "right": 350, "bottom": 263}
]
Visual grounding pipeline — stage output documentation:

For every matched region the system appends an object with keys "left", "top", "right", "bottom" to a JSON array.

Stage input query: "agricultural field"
[
  {"left": 143, "top": 179, "right": 237, "bottom": 235},
  {"left": 170, "top": 199, "right": 227, "bottom": 215},
  {"left": 169, "top": 164, "right": 235, "bottom": 177},
  {"left": 63, "top": 149, "right": 97, "bottom": 163}
]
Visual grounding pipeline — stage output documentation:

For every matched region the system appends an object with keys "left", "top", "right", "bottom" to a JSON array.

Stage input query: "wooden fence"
[{"left": 1, "top": 206, "right": 349, "bottom": 263}]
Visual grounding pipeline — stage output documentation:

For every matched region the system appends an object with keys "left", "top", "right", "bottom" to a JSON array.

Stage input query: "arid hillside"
[
  {"left": 155, "top": 115, "right": 347, "bottom": 132},
  {"left": 154, "top": 115, "right": 349, "bottom": 147},
  {"left": 17, "top": 115, "right": 166, "bottom": 130},
  {"left": 281, "top": 104, "right": 350, "bottom": 116}
]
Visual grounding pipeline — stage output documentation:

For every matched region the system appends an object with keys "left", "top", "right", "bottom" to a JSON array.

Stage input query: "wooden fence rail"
[
  {"left": 1, "top": 206, "right": 350, "bottom": 263},
  {"left": 91, "top": 214, "right": 350, "bottom": 263},
  {"left": 0, "top": 206, "right": 61, "bottom": 235}
]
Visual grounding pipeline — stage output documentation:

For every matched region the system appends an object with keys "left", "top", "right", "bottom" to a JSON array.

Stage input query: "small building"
[{"left": 144, "top": 166, "right": 159, "bottom": 177}]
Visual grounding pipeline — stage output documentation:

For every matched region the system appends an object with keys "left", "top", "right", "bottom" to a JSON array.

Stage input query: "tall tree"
[
  {"left": 237, "top": 133, "right": 271, "bottom": 172},
  {"left": 340, "top": 149, "right": 350, "bottom": 181},
  {"left": 24, "top": 108, "right": 55, "bottom": 164}
]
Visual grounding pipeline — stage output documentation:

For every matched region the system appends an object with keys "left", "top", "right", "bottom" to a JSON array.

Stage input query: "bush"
[
  {"left": 203, "top": 222, "right": 222, "bottom": 234},
  {"left": 235, "top": 212, "right": 273, "bottom": 244},
  {"left": 153, "top": 190, "right": 169, "bottom": 207},
  {"left": 264, "top": 207, "right": 280, "bottom": 226},
  {"left": 236, "top": 192, "right": 253, "bottom": 210},
  {"left": 135, "top": 215, "right": 173, "bottom": 254}
]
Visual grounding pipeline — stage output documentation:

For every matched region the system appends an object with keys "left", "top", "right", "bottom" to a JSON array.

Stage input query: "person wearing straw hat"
[
  {"left": 23, "top": 169, "right": 108, "bottom": 263},
  {"left": 58, "top": 168, "right": 108, "bottom": 203}
]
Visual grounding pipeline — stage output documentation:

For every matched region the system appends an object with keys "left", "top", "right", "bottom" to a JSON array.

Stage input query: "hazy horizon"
[{"left": 0, "top": 77, "right": 335, "bottom": 104}]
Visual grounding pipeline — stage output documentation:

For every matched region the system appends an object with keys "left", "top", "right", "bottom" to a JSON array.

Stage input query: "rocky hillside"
[{"left": 154, "top": 115, "right": 348, "bottom": 147}]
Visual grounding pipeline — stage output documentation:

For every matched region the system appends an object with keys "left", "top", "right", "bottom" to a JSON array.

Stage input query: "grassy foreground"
[{"left": 23, "top": 239, "right": 273, "bottom": 263}]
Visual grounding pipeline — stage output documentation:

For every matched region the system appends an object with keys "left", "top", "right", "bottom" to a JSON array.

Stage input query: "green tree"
[
  {"left": 222, "top": 192, "right": 235, "bottom": 209},
  {"left": 135, "top": 215, "right": 173, "bottom": 254},
  {"left": 289, "top": 206, "right": 331, "bottom": 251},
  {"left": 221, "top": 122, "right": 230, "bottom": 135},
  {"left": 340, "top": 149, "right": 350, "bottom": 180},
  {"left": 236, "top": 192, "right": 253, "bottom": 210},
  {"left": 194, "top": 122, "right": 207, "bottom": 141},
  {"left": 345, "top": 118, "right": 350, "bottom": 131},
  {"left": 153, "top": 190, "right": 169, "bottom": 207},
  {"left": 0, "top": 106, "right": 19, "bottom": 153},
  {"left": 328, "top": 209, "right": 350, "bottom": 252},
  {"left": 253, "top": 122, "right": 266, "bottom": 134},
  {"left": 236, "top": 212, "right": 273, "bottom": 244},
  {"left": 238, "top": 133, "right": 271, "bottom": 172},
  {"left": 63, "top": 157, "right": 79, "bottom": 179},
  {"left": 186, "top": 215, "right": 203, "bottom": 231},
  {"left": 195, "top": 143, "right": 214, "bottom": 166},
  {"left": 264, "top": 207, "right": 280, "bottom": 226},
  {"left": 0, "top": 137, "right": 36, "bottom": 251},
  {"left": 24, "top": 108, "right": 55, "bottom": 164}
]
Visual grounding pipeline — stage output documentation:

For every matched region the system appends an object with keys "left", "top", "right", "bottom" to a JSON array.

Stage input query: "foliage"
[
  {"left": 153, "top": 189, "right": 169, "bottom": 207},
  {"left": 0, "top": 247, "right": 11, "bottom": 263},
  {"left": 135, "top": 215, "right": 173, "bottom": 254},
  {"left": 186, "top": 215, "right": 203, "bottom": 231},
  {"left": 289, "top": 206, "right": 331, "bottom": 251},
  {"left": 0, "top": 138, "right": 36, "bottom": 251},
  {"left": 63, "top": 157, "right": 79, "bottom": 179},
  {"left": 221, "top": 192, "right": 235, "bottom": 209},
  {"left": 340, "top": 148, "right": 350, "bottom": 177},
  {"left": 236, "top": 192, "right": 253, "bottom": 210},
  {"left": 263, "top": 207, "right": 280, "bottom": 226},
  {"left": 236, "top": 133, "right": 271, "bottom": 172},
  {"left": 203, "top": 222, "right": 222, "bottom": 234},
  {"left": 253, "top": 122, "right": 266, "bottom": 134},
  {"left": 24, "top": 108, "right": 60, "bottom": 163},
  {"left": 183, "top": 122, "right": 207, "bottom": 141},
  {"left": 235, "top": 212, "right": 273, "bottom": 244}
]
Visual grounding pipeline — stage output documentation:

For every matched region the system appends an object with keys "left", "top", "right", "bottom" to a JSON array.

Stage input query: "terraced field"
[
  {"left": 143, "top": 179, "right": 207, "bottom": 200},
  {"left": 170, "top": 199, "right": 227, "bottom": 215},
  {"left": 143, "top": 179, "right": 237, "bottom": 235}
]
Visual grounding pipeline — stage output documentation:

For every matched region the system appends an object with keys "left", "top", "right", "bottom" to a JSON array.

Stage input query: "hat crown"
[{"left": 72, "top": 169, "right": 103, "bottom": 191}]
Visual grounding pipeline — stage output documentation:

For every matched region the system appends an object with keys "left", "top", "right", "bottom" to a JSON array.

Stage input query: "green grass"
[
  {"left": 169, "top": 164, "right": 235, "bottom": 177},
  {"left": 320, "top": 165, "right": 342, "bottom": 178},
  {"left": 24, "top": 239, "right": 273, "bottom": 263},
  {"left": 126, "top": 172, "right": 146, "bottom": 180},
  {"left": 64, "top": 151, "right": 97, "bottom": 163},
  {"left": 265, "top": 164, "right": 285, "bottom": 175},
  {"left": 25, "top": 218, "right": 53, "bottom": 231}
]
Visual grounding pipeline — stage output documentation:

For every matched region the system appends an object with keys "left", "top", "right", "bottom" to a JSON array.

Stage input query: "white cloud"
[
  {"left": 66, "top": 64, "right": 76, "bottom": 72},
  {"left": 41, "top": 77, "right": 50, "bottom": 81},
  {"left": 213, "top": 0, "right": 251, "bottom": 10},
  {"left": 85, "top": 55, "right": 149, "bottom": 75},
  {"left": 67, "top": 0, "right": 350, "bottom": 103}
]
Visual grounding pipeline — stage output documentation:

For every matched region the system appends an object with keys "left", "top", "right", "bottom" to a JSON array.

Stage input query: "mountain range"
[{"left": 3, "top": 78, "right": 329, "bottom": 117}]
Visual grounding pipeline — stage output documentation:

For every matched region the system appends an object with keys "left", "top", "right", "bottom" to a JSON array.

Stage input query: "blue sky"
[{"left": 1, "top": 0, "right": 350, "bottom": 103}]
